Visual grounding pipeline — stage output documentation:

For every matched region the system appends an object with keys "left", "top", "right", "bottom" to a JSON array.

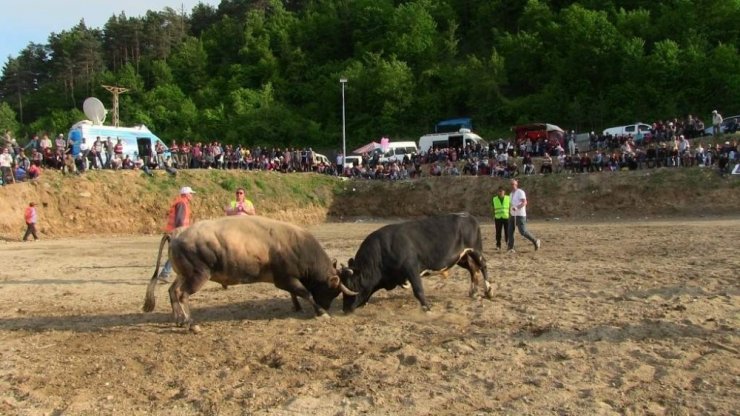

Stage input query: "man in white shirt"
[
  {"left": 40, "top": 134, "right": 52, "bottom": 151},
  {"left": 712, "top": 110, "right": 723, "bottom": 136},
  {"left": 0, "top": 147, "right": 15, "bottom": 184},
  {"left": 506, "top": 179, "right": 541, "bottom": 253}
]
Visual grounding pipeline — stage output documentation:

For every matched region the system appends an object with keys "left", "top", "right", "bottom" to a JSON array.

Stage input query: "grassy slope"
[{"left": 0, "top": 167, "right": 738, "bottom": 239}]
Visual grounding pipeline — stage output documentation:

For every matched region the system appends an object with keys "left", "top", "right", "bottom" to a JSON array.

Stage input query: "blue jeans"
[
  {"left": 159, "top": 259, "right": 173, "bottom": 278},
  {"left": 507, "top": 216, "right": 537, "bottom": 250}
]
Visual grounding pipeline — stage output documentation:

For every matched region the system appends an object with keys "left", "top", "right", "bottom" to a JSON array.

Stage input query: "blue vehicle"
[
  {"left": 67, "top": 120, "right": 170, "bottom": 160},
  {"left": 435, "top": 117, "right": 473, "bottom": 133}
]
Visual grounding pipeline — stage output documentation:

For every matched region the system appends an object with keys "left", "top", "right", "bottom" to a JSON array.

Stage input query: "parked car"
[
  {"left": 343, "top": 155, "right": 362, "bottom": 169},
  {"left": 313, "top": 152, "right": 330, "bottom": 166},
  {"left": 703, "top": 115, "right": 740, "bottom": 136},
  {"left": 602, "top": 123, "right": 652, "bottom": 142}
]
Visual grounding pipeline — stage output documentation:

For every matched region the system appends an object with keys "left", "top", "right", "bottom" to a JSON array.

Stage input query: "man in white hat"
[
  {"left": 158, "top": 186, "right": 196, "bottom": 282},
  {"left": 712, "top": 110, "right": 723, "bottom": 136}
]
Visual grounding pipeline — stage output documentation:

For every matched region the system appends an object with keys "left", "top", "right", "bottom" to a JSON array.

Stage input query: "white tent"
[{"left": 352, "top": 141, "right": 380, "bottom": 155}]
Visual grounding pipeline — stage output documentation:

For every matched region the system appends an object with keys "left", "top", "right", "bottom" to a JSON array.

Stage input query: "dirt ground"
[{"left": 0, "top": 218, "right": 738, "bottom": 415}]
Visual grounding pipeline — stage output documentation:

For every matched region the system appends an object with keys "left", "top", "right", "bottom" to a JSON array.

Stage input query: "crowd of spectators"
[
  {"left": 411, "top": 114, "right": 739, "bottom": 179},
  {"left": 2, "top": 112, "right": 739, "bottom": 187},
  {"left": 1, "top": 130, "right": 346, "bottom": 185}
]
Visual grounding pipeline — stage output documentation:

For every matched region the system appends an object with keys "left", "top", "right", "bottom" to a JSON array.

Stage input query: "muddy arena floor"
[{"left": 0, "top": 219, "right": 738, "bottom": 415}]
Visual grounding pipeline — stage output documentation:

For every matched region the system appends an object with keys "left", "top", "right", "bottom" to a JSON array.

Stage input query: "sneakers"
[
  {"left": 157, "top": 274, "right": 171, "bottom": 284},
  {"left": 507, "top": 249, "right": 516, "bottom": 254},
  {"left": 535, "top": 239, "right": 541, "bottom": 251}
]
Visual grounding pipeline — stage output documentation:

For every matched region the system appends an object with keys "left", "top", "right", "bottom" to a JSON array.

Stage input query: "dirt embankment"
[{"left": 0, "top": 167, "right": 738, "bottom": 239}]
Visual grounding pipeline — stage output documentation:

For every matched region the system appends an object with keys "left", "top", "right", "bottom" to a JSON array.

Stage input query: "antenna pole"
[{"left": 102, "top": 85, "right": 129, "bottom": 127}]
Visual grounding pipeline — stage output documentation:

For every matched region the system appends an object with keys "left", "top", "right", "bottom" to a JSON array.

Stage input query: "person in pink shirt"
[{"left": 23, "top": 202, "right": 39, "bottom": 241}]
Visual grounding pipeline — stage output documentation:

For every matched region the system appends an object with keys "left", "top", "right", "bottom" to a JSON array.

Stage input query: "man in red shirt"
[{"left": 23, "top": 202, "right": 39, "bottom": 241}]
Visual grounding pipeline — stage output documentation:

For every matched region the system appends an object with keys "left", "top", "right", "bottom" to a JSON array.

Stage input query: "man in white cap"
[
  {"left": 712, "top": 110, "right": 723, "bottom": 136},
  {"left": 158, "top": 186, "right": 196, "bottom": 282}
]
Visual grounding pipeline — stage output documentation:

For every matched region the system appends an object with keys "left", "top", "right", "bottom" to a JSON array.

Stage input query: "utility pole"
[{"left": 101, "top": 85, "right": 129, "bottom": 127}]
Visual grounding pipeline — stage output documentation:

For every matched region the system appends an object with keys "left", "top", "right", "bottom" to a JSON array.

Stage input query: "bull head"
[
  {"left": 337, "top": 260, "right": 363, "bottom": 313},
  {"left": 331, "top": 259, "right": 358, "bottom": 296}
]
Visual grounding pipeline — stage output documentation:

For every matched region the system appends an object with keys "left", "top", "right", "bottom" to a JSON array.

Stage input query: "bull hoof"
[
  {"left": 317, "top": 312, "right": 331, "bottom": 320},
  {"left": 468, "top": 289, "right": 478, "bottom": 298},
  {"left": 189, "top": 324, "right": 202, "bottom": 334},
  {"left": 484, "top": 287, "right": 494, "bottom": 300}
]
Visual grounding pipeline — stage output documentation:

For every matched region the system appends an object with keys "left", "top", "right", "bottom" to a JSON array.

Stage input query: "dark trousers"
[
  {"left": 494, "top": 217, "right": 509, "bottom": 248},
  {"left": 23, "top": 222, "right": 38, "bottom": 241}
]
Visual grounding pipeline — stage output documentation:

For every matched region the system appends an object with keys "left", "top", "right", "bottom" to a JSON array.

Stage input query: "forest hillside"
[{"left": 1, "top": 0, "right": 739, "bottom": 148}]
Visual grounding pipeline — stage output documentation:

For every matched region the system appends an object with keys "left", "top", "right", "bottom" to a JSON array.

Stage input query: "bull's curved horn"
[{"left": 340, "top": 283, "right": 358, "bottom": 296}]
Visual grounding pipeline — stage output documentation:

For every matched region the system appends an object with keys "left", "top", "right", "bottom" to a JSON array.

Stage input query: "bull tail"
[{"left": 143, "top": 233, "right": 171, "bottom": 312}]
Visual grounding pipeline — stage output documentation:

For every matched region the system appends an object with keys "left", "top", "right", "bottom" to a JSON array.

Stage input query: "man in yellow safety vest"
[
  {"left": 491, "top": 186, "right": 510, "bottom": 250},
  {"left": 225, "top": 187, "right": 256, "bottom": 216}
]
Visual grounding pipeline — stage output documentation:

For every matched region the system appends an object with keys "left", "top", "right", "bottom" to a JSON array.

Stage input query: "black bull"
[{"left": 339, "top": 212, "right": 493, "bottom": 312}]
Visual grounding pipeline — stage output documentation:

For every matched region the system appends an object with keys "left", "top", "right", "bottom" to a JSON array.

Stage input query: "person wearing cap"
[
  {"left": 158, "top": 186, "right": 196, "bottom": 282},
  {"left": 55, "top": 134, "right": 66, "bottom": 151},
  {"left": 225, "top": 187, "right": 256, "bottom": 216},
  {"left": 23, "top": 202, "right": 39, "bottom": 241},
  {"left": 712, "top": 110, "right": 723, "bottom": 136}
]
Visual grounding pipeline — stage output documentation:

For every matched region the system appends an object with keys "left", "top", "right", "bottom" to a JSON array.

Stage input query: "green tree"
[
  {"left": 168, "top": 37, "right": 209, "bottom": 94},
  {"left": 141, "top": 84, "right": 198, "bottom": 138},
  {"left": 47, "top": 21, "right": 105, "bottom": 104},
  {"left": 0, "top": 44, "right": 51, "bottom": 124},
  {"left": 0, "top": 102, "right": 20, "bottom": 135}
]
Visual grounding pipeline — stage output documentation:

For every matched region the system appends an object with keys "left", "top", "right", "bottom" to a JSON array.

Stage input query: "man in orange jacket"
[{"left": 158, "top": 186, "right": 195, "bottom": 282}]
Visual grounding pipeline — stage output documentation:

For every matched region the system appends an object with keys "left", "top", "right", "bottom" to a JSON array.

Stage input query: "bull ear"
[{"left": 348, "top": 258, "right": 355, "bottom": 267}]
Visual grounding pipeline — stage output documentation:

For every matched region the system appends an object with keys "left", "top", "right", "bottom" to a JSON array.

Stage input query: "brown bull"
[{"left": 142, "top": 216, "right": 355, "bottom": 332}]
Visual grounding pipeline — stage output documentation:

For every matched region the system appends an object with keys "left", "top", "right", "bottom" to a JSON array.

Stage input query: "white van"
[
  {"left": 371, "top": 141, "right": 419, "bottom": 163},
  {"left": 313, "top": 153, "right": 330, "bottom": 165},
  {"left": 419, "top": 129, "right": 488, "bottom": 153},
  {"left": 343, "top": 155, "right": 363, "bottom": 169},
  {"left": 68, "top": 120, "right": 169, "bottom": 160},
  {"left": 602, "top": 123, "right": 652, "bottom": 141}
]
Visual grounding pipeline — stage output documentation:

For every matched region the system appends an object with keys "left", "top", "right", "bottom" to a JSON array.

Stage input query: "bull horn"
[{"left": 340, "top": 283, "right": 358, "bottom": 296}]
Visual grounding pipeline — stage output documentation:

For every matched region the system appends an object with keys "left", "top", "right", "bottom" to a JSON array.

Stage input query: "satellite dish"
[{"left": 83, "top": 97, "right": 107, "bottom": 125}]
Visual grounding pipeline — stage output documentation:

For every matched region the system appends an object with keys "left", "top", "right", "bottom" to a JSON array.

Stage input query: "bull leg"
[
  {"left": 168, "top": 279, "right": 189, "bottom": 326},
  {"left": 290, "top": 294, "right": 302, "bottom": 312},
  {"left": 168, "top": 272, "right": 209, "bottom": 331},
  {"left": 476, "top": 251, "right": 493, "bottom": 299},
  {"left": 406, "top": 274, "right": 431, "bottom": 312},
  {"left": 276, "top": 278, "right": 326, "bottom": 317},
  {"left": 460, "top": 251, "right": 493, "bottom": 299}
]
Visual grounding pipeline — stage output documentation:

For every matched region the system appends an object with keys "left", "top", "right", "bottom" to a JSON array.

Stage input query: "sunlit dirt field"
[{"left": 0, "top": 218, "right": 738, "bottom": 415}]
